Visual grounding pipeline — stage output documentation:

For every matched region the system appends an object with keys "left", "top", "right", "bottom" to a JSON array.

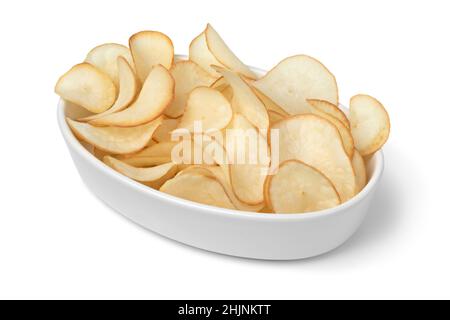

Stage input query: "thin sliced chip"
[
  {"left": 129, "top": 31, "right": 174, "bottom": 83},
  {"left": 55, "top": 63, "right": 116, "bottom": 113},
  {"left": 189, "top": 31, "right": 224, "bottom": 77},
  {"left": 266, "top": 160, "right": 341, "bottom": 213},
  {"left": 308, "top": 104, "right": 354, "bottom": 158},
  {"left": 350, "top": 94, "right": 390, "bottom": 156},
  {"left": 153, "top": 117, "right": 179, "bottom": 142},
  {"left": 179, "top": 166, "right": 264, "bottom": 212},
  {"left": 66, "top": 117, "right": 162, "bottom": 154},
  {"left": 85, "top": 43, "right": 134, "bottom": 87},
  {"left": 160, "top": 172, "right": 236, "bottom": 209},
  {"left": 307, "top": 99, "right": 350, "bottom": 128},
  {"left": 272, "top": 115, "right": 355, "bottom": 202},
  {"left": 227, "top": 114, "right": 270, "bottom": 205},
  {"left": 252, "top": 87, "right": 289, "bottom": 116},
  {"left": 165, "top": 61, "right": 217, "bottom": 118},
  {"left": 79, "top": 57, "right": 139, "bottom": 122},
  {"left": 178, "top": 87, "right": 232, "bottom": 132},
  {"left": 204, "top": 24, "right": 256, "bottom": 79},
  {"left": 213, "top": 66, "right": 269, "bottom": 133},
  {"left": 352, "top": 149, "right": 367, "bottom": 194},
  {"left": 104, "top": 157, "right": 177, "bottom": 188},
  {"left": 122, "top": 141, "right": 177, "bottom": 159},
  {"left": 254, "top": 55, "right": 338, "bottom": 115},
  {"left": 90, "top": 65, "right": 174, "bottom": 127}
]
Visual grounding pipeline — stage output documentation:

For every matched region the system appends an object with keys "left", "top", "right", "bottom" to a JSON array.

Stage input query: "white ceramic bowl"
[{"left": 57, "top": 64, "right": 384, "bottom": 260}]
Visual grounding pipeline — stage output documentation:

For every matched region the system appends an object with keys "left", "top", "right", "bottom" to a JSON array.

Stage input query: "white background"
[{"left": 0, "top": 0, "right": 449, "bottom": 300}]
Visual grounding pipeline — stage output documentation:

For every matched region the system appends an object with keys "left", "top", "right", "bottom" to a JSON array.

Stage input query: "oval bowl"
[{"left": 57, "top": 59, "right": 384, "bottom": 260}]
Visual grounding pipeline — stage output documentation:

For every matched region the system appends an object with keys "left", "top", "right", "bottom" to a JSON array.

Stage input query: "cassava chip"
[
  {"left": 349, "top": 94, "right": 390, "bottom": 156},
  {"left": 55, "top": 63, "right": 116, "bottom": 113},
  {"left": 104, "top": 157, "right": 177, "bottom": 188},
  {"left": 130, "top": 31, "right": 174, "bottom": 83},
  {"left": 266, "top": 160, "right": 341, "bottom": 213},
  {"left": 189, "top": 31, "right": 223, "bottom": 77},
  {"left": 165, "top": 61, "right": 217, "bottom": 118},
  {"left": 204, "top": 24, "right": 256, "bottom": 79},
  {"left": 213, "top": 66, "right": 269, "bottom": 132},
  {"left": 177, "top": 87, "right": 232, "bottom": 132},
  {"left": 307, "top": 99, "right": 350, "bottom": 128},
  {"left": 352, "top": 149, "right": 367, "bottom": 194},
  {"left": 67, "top": 117, "right": 162, "bottom": 154},
  {"left": 85, "top": 43, "right": 134, "bottom": 87},
  {"left": 179, "top": 166, "right": 264, "bottom": 212},
  {"left": 272, "top": 115, "right": 355, "bottom": 202},
  {"left": 227, "top": 114, "right": 270, "bottom": 205},
  {"left": 308, "top": 103, "right": 354, "bottom": 158},
  {"left": 90, "top": 65, "right": 174, "bottom": 127},
  {"left": 160, "top": 172, "right": 235, "bottom": 209},
  {"left": 254, "top": 55, "right": 338, "bottom": 115},
  {"left": 252, "top": 87, "right": 289, "bottom": 117},
  {"left": 153, "top": 117, "right": 179, "bottom": 142},
  {"left": 79, "top": 57, "right": 139, "bottom": 122}
]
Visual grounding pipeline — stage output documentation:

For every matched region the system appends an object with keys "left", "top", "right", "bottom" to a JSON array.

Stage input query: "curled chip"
[
  {"left": 90, "top": 65, "right": 174, "bottom": 127},
  {"left": 80, "top": 57, "right": 139, "bottom": 122},
  {"left": 178, "top": 87, "right": 232, "bottom": 133},
  {"left": 272, "top": 115, "right": 355, "bottom": 202},
  {"left": 350, "top": 94, "right": 390, "bottom": 156},
  {"left": 266, "top": 160, "right": 341, "bottom": 213},
  {"left": 85, "top": 43, "right": 134, "bottom": 87},
  {"left": 55, "top": 63, "right": 117, "bottom": 114},
  {"left": 67, "top": 117, "right": 162, "bottom": 154},
  {"left": 130, "top": 31, "right": 174, "bottom": 83},
  {"left": 165, "top": 61, "right": 217, "bottom": 118},
  {"left": 254, "top": 55, "right": 338, "bottom": 115},
  {"left": 160, "top": 171, "right": 236, "bottom": 209}
]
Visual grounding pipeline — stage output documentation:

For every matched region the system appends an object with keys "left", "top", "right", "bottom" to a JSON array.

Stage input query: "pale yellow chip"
[
  {"left": 352, "top": 149, "right": 367, "bottom": 194},
  {"left": 104, "top": 156, "right": 178, "bottom": 189},
  {"left": 153, "top": 117, "right": 179, "bottom": 142},
  {"left": 67, "top": 117, "right": 162, "bottom": 155},
  {"left": 266, "top": 160, "right": 341, "bottom": 214},
  {"left": 307, "top": 99, "right": 350, "bottom": 128},
  {"left": 213, "top": 66, "right": 269, "bottom": 133},
  {"left": 55, "top": 63, "right": 116, "bottom": 114},
  {"left": 129, "top": 31, "right": 174, "bottom": 83},
  {"left": 272, "top": 115, "right": 355, "bottom": 202},
  {"left": 90, "top": 65, "right": 174, "bottom": 127},
  {"left": 252, "top": 87, "right": 289, "bottom": 117},
  {"left": 79, "top": 57, "right": 139, "bottom": 122},
  {"left": 160, "top": 172, "right": 236, "bottom": 209},
  {"left": 178, "top": 87, "right": 232, "bottom": 132},
  {"left": 179, "top": 165, "right": 264, "bottom": 212},
  {"left": 350, "top": 94, "right": 390, "bottom": 156},
  {"left": 189, "top": 31, "right": 224, "bottom": 77},
  {"left": 308, "top": 102, "right": 354, "bottom": 158},
  {"left": 227, "top": 114, "right": 270, "bottom": 205},
  {"left": 165, "top": 61, "right": 217, "bottom": 118},
  {"left": 85, "top": 43, "right": 134, "bottom": 87},
  {"left": 204, "top": 24, "right": 256, "bottom": 80},
  {"left": 254, "top": 55, "right": 338, "bottom": 115},
  {"left": 122, "top": 156, "right": 172, "bottom": 168}
]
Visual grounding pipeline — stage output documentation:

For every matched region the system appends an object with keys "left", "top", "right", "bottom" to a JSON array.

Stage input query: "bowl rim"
[{"left": 57, "top": 61, "right": 384, "bottom": 222}]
